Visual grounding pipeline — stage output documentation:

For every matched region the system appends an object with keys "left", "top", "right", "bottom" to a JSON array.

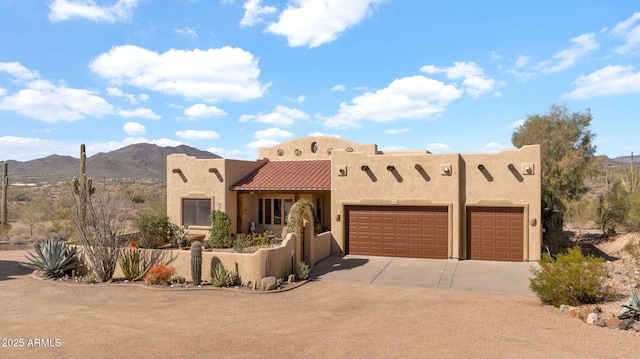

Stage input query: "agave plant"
[
  {"left": 23, "top": 238, "right": 80, "bottom": 278},
  {"left": 617, "top": 286, "right": 640, "bottom": 320}
]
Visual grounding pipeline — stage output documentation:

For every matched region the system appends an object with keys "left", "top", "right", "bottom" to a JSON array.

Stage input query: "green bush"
[
  {"left": 133, "top": 211, "right": 173, "bottom": 248},
  {"left": 208, "top": 210, "right": 232, "bottom": 248},
  {"left": 529, "top": 246, "right": 614, "bottom": 307}
]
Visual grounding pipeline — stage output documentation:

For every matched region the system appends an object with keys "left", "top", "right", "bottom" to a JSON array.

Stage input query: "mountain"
[{"left": 0, "top": 143, "right": 220, "bottom": 182}]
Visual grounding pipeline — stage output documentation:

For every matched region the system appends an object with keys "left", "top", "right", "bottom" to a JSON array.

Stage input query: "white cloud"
[
  {"left": 245, "top": 138, "right": 279, "bottom": 149},
  {"left": 0, "top": 62, "right": 39, "bottom": 81},
  {"left": 515, "top": 55, "right": 530, "bottom": 67},
  {"left": 425, "top": 143, "right": 449, "bottom": 151},
  {"left": 184, "top": 103, "right": 226, "bottom": 119},
  {"left": 0, "top": 87, "right": 5, "bottom": 96},
  {"left": 0, "top": 136, "right": 77, "bottom": 161},
  {"left": 308, "top": 132, "right": 340, "bottom": 137},
  {"left": 174, "top": 27, "right": 198, "bottom": 38},
  {"left": 207, "top": 146, "right": 246, "bottom": 158},
  {"left": 266, "top": 0, "right": 383, "bottom": 48},
  {"left": 123, "top": 122, "right": 146, "bottom": 135},
  {"left": 381, "top": 145, "right": 409, "bottom": 151},
  {"left": 323, "top": 75, "right": 463, "bottom": 128},
  {"left": 0, "top": 78, "right": 113, "bottom": 122},
  {"left": 176, "top": 130, "right": 220, "bottom": 140},
  {"left": 483, "top": 142, "right": 510, "bottom": 151},
  {"left": 117, "top": 107, "right": 161, "bottom": 119},
  {"left": 90, "top": 45, "right": 269, "bottom": 103},
  {"left": 240, "top": 0, "right": 276, "bottom": 27},
  {"left": 254, "top": 127, "right": 295, "bottom": 140},
  {"left": 564, "top": 65, "right": 640, "bottom": 99},
  {"left": 538, "top": 33, "right": 599, "bottom": 73},
  {"left": 48, "top": 0, "right": 138, "bottom": 23},
  {"left": 88, "top": 137, "right": 184, "bottom": 154},
  {"left": 106, "top": 87, "right": 138, "bottom": 104},
  {"left": 240, "top": 105, "right": 309, "bottom": 126},
  {"left": 611, "top": 12, "right": 640, "bottom": 54},
  {"left": 509, "top": 119, "right": 525, "bottom": 128},
  {"left": 421, "top": 62, "right": 499, "bottom": 98},
  {"left": 295, "top": 95, "right": 306, "bottom": 103},
  {"left": 490, "top": 51, "right": 501, "bottom": 60},
  {"left": 385, "top": 128, "right": 410, "bottom": 135},
  {"left": 332, "top": 84, "right": 346, "bottom": 92}
]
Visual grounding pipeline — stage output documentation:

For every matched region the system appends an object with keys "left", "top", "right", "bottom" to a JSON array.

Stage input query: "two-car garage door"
[
  {"left": 347, "top": 205, "right": 524, "bottom": 261},
  {"left": 347, "top": 206, "right": 448, "bottom": 259}
]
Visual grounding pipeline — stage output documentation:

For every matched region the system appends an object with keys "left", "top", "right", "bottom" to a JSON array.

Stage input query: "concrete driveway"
[{"left": 311, "top": 255, "right": 539, "bottom": 296}]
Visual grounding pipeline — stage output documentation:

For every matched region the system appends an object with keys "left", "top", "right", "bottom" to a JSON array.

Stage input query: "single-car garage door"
[
  {"left": 467, "top": 207, "right": 524, "bottom": 262},
  {"left": 347, "top": 206, "right": 448, "bottom": 259}
]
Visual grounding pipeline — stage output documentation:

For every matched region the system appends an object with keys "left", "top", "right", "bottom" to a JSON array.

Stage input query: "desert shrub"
[
  {"left": 22, "top": 238, "right": 80, "bottom": 278},
  {"left": 233, "top": 231, "right": 274, "bottom": 253},
  {"left": 133, "top": 210, "right": 173, "bottom": 248},
  {"left": 120, "top": 248, "right": 173, "bottom": 281},
  {"left": 211, "top": 263, "right": 239, "bottom": 287},
  {"left": 595, "top": 183, "right": 628, "bottom": 237},
  {"left": 208, "top": 210, "right": 232, "bottom": 248},
  {"left": 9, "top": 187, "right": 31, "bottom": 202},
  {"left": 622, "top": 192, "right": 640, "bottom": 232},
  {"left": 294, "top": 261, "right": 310, "bottom": 281},
  {"left": 144, "top": 264, "right": 175, "bottom": 285},
  {"left": 529, "top": 246, "right": 614, "bottom": 307}
]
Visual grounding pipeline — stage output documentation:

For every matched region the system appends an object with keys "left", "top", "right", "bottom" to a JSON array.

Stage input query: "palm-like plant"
[{"left": 23, "top": 238, "right": 80, "bottom": 278}]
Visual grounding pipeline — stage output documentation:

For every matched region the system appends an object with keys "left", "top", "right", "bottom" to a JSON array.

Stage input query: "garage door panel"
[
  {"left": 347, "top": 206, "right": 448, "bottom": 259},
  {"left": 467, "top": 207, "right": 524, "bottom": 262}
]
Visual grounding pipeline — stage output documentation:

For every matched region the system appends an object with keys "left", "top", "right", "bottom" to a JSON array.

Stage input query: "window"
[
  {"left": 258, "top": 196, "right": 294, "bottom": 226},
  {"left": 183, "top": 199, "right": 211, "bottom": 226}
]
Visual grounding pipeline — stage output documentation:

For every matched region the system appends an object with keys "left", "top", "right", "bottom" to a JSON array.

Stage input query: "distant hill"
[{"left": 0, "top": 143, "right": 220, "bottom": 182}]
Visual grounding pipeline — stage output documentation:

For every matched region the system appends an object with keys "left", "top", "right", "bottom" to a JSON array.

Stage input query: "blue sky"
[{"left": 1, "top": 0, "right": 639, "bottom": 162}]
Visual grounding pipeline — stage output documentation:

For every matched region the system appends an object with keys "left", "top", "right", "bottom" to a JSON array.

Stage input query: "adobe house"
[{"left": 167, "top": 136, "right": 541, "bottom": 264}]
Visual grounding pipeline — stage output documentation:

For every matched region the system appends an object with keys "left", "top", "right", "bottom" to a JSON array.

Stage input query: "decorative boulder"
[{"left": 260, "top": 276, "right": 277, "bottom": 291}]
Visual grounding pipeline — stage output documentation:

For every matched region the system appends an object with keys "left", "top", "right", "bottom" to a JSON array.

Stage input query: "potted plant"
[{"left": 175, "top": 225, "right": 188, "bottom": 249}]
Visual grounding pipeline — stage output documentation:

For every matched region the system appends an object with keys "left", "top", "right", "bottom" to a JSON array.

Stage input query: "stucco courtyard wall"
[{"left": 111, "top": 234, "right": 297, "bottom": 285}]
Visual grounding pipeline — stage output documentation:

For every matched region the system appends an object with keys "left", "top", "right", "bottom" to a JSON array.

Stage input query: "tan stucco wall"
[
  {"left": 258, "top": 136, "right": 378, "bottom": 160},
  {"left": 114, "top": 236, "right": 296, "bottom": 285},
  {"left": 166, "top": 154, "right": 266, "bottom": 238},
  {"left": 329, "top": 145, "right": 541, "bottom": 261}
]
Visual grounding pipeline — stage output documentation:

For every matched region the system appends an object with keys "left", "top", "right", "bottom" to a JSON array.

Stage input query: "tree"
[
  {"left": 21, "top": 200, "right": 47, "bottom": 237},
  {"left": 512, "top": 105, "right": 598, "bottom": 230}
]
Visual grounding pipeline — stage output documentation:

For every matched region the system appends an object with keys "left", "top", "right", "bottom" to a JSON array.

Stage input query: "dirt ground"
[{"left": 1, "top": 249, "right": 639, "bottom": 359}]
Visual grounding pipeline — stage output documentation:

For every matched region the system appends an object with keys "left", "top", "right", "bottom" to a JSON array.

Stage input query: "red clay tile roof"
[{"left": 230, "top": 160, "right": 331, "bottom": 191}]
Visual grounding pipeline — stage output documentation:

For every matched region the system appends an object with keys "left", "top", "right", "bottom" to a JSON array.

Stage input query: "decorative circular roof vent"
[
  {"left": 327, "top": 148, "right": 333, "bottom": 155},
  {"left": 277, "top": 149, "right": 284, "bottom": 156},
  {"left": 294, "top": 149, "right": 302, "bottom": 156},
  {"left": 346, "top": 147, "right": 353, "bottom": 152}
]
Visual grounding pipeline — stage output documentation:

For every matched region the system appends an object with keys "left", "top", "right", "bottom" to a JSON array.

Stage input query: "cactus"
[
  {"left": 191, "top": 241, "right": 202, "bottom": 285},
  {"left": 72, "top": 144, "right": 95, "bottom": 228},
  {"left": 621, "top": 152, "right": 639, "bottom": 193},
  {"left": 1, "top": 162, "right": 7, "bottom": 227},
  {"left": 617, "top": 286, "right": 640, "bottom": 320}
]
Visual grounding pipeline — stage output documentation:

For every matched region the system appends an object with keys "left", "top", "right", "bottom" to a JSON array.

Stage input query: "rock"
[
  {"left": 288, "top": 274, "right": 295, "bottom": 285},
  {"left": 578, "top": 309, "right": 590, "bottom": 322},
  {"left": 276, "top": 278, "right": 284, "bottom": 287},
  {"left": 586, "top": 313, "right": 599, "bottom": 325},
  {"left": 559, "top": 304, "right": 570, "bottom": 313},
  {"left": 568, "top": 309, "right": 580, "bottom": 318},
  {"left": 260, "top": 276, "right": 277, "bottom": 291},
  {"left": 632, "top": 322, "right": 640, "bottom": 332},
  {"left": 595, "top": 318, "right": 607, "bottom": 327},
  {"left": 605, "top": 317, "right": 620, "bottom": 329},
  {"left": 619, "top": 318, "right": 636, "bottom": 331}
]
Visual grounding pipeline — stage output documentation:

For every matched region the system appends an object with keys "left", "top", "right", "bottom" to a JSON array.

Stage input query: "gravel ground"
[{"left": 1, "top": 249, "right": 639, "bottom": 359}]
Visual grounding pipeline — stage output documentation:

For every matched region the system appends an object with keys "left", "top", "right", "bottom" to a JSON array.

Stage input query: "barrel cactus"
[{"left": 191, "top": 241, "right": 202, "bottom": 285}]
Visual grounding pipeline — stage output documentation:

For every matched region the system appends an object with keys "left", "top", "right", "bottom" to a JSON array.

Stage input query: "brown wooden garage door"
[
  {"left": 347, "top": 206, "right": 448, "bottom": 259},
  {"left": 467, "top": 207, "right": 524, "bottom": 261}
]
